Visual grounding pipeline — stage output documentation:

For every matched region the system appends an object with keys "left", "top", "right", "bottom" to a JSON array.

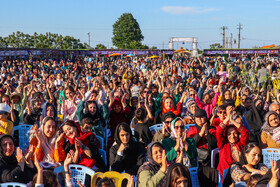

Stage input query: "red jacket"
[
  {"left": 187, "top": 125, "right": 217, "bottom": 149},
  {"left": 216, "top": 125, "right": 249, "bottom": 178}
]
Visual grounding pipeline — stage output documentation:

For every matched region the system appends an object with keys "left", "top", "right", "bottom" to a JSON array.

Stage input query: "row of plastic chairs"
[{"left": 54, "top": 164, "right": 133, "bottom": 187}]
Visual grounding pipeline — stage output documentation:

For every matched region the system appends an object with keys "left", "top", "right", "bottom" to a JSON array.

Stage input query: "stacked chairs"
[
  {"left": 0, "top": 183, "right": 27, "bottom": 187},
  {"left": 91, "top": 171, "right": 134, "bottom": 187}
]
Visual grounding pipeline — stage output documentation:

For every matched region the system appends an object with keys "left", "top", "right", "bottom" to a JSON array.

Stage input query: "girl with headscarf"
[
  {"left": 162, "top": 117, "right": 197, "bottom": 168},
  {"left": 137, "top": 142, "right": 167, "bottom": 187},
  {"left": 23, "top": 94, "right": 43, "bottom": 125},
  {"left": 0, "top": 135, "right": 36, "bottom": 183},
  {"left": 224, "top": 143, "right": 268, "bottom": 186},
  {"left": 109, "top": 123, "right": 146, "bottom": 175},
  {"left": 28, "top": 116, "right": 60, "bottom": 168},
  {"left": 55, "top": 120, "right": 106, "bottom": 171},
  {"left": 261, "top": 111, "right": 280, "bottom": 148},
  {"left": 182, "top": 99, "right": 197, "bottom": 124},
  {"left": 245, "top": 98, "right": 267, "bottom": 143},
  {"left": 216, "top": 113, "right": 249, "bottom": 178},
  {"left": 76, "top": 99, "right": 109, "bottom": 139}
]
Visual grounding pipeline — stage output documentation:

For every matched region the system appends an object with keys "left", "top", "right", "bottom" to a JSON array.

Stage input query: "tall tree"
[
  {"left": 112, "top": 13, "right": 144, "bottom": 49},
  {"left": 95, "top": 44, "right": 107, "bottom": 49},
  {"left": 209, "top": 43, "right": 223, "bottom": 49}
]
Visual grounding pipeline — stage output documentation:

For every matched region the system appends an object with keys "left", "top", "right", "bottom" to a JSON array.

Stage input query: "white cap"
[{"left": 0, "top": 103, "right": 11, "bottom": 114}]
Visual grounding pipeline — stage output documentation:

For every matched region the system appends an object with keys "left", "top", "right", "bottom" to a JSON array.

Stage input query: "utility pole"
[
  {"left": 237, "top": 23, "right": 242, "bottom": 49},
  {"left": 226, "top": 37, "right": 229, "bottom": 48},
  {"left": 221, "top": 26, "right": 228, "bottom": 48},
  {"left": 88, "top": 32, "right": 90, "bottom": 49},
  {"left": 230, "top": 33, "right": 233, "bottom": 48}
]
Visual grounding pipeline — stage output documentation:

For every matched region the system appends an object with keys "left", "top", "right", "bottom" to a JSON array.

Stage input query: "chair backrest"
[
  {"left": 262, "top": 148, "right": 280, "bottom": 168},
  {"left": 149, "top": 124, "right": 162, "bottom": 135},
  {"left": 96, "top": 135, "right": 104, "bottom": 149},
  {"left": 131, "top": 128, "right": 135, "bottom": 135},
  {"left": 223, "top": 168, "right": 229, "bottom": 181},
  {"left": 91, "top": 171, "right": 133, "bottom": 187},
  {"left": 0, "top": 182, "right": 27, "bottom": 187},
  {"left": 189, "top": 167, "right": 200, "bottom": 187},
  {"left": 185, "top": 124, "right": 195, "bottom": 130},
  {"left": 12, "top": 124, "right": 32, "bottom": 151},
  {"left": 211, "top": 148, "right": 219, "bottom": 168},
  {"left": 99, "top": 149, "right": 107, "bottom": 165},
  {"left": 54, "top": 164, "right": 95, "bottom": 187}
]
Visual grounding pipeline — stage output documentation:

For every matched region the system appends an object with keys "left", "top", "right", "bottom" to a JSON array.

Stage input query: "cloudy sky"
[{"left": 1, "top": 0, "right": 279, "bottom": 50}]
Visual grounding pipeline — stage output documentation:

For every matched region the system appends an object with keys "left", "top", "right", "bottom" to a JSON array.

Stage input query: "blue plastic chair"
[
  {"left": 12, "top": 124, "right": 32, "bottom": 151},
  {"left": 217, "top": 172, "right": 222, "bottom": 187},
  {"left": 223, "top": 168, "right": 229, "bottom": 181},
  {"left": 131, "top": 128, "right": 135, "bottom": 135},
  {"left": 189, "top": 167, "right": 200, "bottom": 187},
  {"left": 185, "top": 124, "right": 195, "bottom": 130},
  {"left": 96, "top": 135, "right": 104, "bottom": 150},
  {"left": 149, "top": 124, "right": 162, "bottom": 135},
  {"left": 211, "top": 148, "right": 219, "bottom": 168},
  {"left": 262, "top": 148, "right": 280, "bottom": 168},
  {"left": 99, "top": 149, "right": 107, "bottom": 165},
  {"left": 1, "top": 182, "right": 27, "bottom": 187},
  {"left": 54, "top": 164, "right": 95, "bottom": 187}
]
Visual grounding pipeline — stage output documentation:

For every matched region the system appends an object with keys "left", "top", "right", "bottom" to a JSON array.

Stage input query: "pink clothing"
[
  {"left": 61, "top": 98, "right": 80, "bottom": 122},
  {"left": 218, "top": 71, "right": 229, "bottom": 82},
  {"left": 195, "top": 92, "right": 219, "bottom": 118}
]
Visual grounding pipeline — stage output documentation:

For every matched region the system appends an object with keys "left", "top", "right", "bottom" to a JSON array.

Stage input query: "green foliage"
[
  {"left": 0, "top": 31, "right": 86, "bottom": 49},
  {"left": 150, "top": 46, "right": 157, "bottom": 49},
  {"left": 209, "top": 43, "right": 223, "bottom": 49},
  {"left": 112, "top": 13, "right": 144, "bottom": 49},
  {"left": 95, "top": 43, "right": 107, "bottom": 49}
]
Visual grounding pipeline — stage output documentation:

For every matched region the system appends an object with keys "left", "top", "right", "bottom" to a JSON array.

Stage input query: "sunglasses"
[
  {"left": 189, "top": 94, "right": 195, "bottom": 96},
  {"left": 174, "top": 126, "right": 185, "bottom": 130},
  {"left": 218, "top": 111, "right": 226, "bottom": 114},
  {"left": 164, "top": 120, "right": 172, "bottom": 124}
]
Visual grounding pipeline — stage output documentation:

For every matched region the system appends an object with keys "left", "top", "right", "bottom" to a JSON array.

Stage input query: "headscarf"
[
  {"left": 41, "top": 102, "right": 57, "bottom": 121},
  {"left": 261, "top": 111, "right": 280, "bottom": 144},
  {"left": 183, "top": 99, "right": 196, "bottom": 119},
  {"left": 137, "top": 142, "right": 164, "bottom": 183},
  {"left": 245, "top": 98, "right": 266, "bottom": 136},
  {"left": 111, "top": 98, "right": 123, "bottom": 113},
  {"left": 162, "top": 96, "right": 181, "bottom": 116},
  {"left": 38, "top": 117, "right": 59, "bottom": 166},
  {"left": 84, "top": 100, "right": 104, "bottom": 126},
  {"left": 0, "top": 135, "right": 17, "bottom": 165}
]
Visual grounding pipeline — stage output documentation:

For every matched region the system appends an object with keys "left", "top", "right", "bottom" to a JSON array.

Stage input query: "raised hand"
[
  {"left": 55, "top": 132, "right": 65, "bottom": 147},
  {"left": 160, "top": 150, "right": 167, "bottom": 173}
]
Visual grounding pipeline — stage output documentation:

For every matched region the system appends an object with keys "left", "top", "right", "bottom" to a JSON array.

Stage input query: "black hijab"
[
  {"left": 137, "top": 142, "right": 164, "bottom": 183},
  {"left": 245, "top": 98, "right": 267, "bottom": 135},
  {"left": 0, "top": 135, "right": 17, "bottom": 166},
  {"left": 84, "top": 100, "right": 105, "bottom": 127}
]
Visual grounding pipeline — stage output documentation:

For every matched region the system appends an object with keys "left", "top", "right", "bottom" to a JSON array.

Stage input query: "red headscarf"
[{"left": 162, "top": 96, "right": 181, "bottom": 116}]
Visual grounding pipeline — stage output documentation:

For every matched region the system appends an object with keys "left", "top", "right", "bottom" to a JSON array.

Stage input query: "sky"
[{"left": 1, "top": 0, "right": 280, "bottom": 50}]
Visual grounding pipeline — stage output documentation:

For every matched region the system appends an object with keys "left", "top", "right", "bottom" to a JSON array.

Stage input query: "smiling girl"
[{"left": 61, "top": 86, "right": 80, "bottom": 122}]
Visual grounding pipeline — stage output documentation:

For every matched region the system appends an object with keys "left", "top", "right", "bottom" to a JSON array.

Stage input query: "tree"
[
  {"left": 150, "top": 46, "right": 157, "bottom": 49},
  {"left": 209, "top": 43, "right": 223, "bottom": 49},
  {"left": 112, "top": 13, "right": 144, "bottom": 49},
  {"left": 95, "top": 44, "right": 107, "bottom": 49}
]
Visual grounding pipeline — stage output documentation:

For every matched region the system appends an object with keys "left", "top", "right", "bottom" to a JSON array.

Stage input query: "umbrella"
[
  {"left": 109, "top": 53, "right": 121, "bottom": 57},
  {"left": 127, "top": 54, "right": 134, "bottom": 57},
  {"left": 149, "top": 55, "right": 159, "bottom": 59}
]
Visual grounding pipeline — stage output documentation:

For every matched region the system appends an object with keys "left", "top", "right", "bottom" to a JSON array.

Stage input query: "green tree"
[
  {"left": 112, "top": 13, "right": 144, "bottom": 49},
  {"left": 209, "top": 43, "right": 222, "bottom": 49},
  {"left": 150, "top": 46, "right": 157, "bottom": 49},
  {"left": 95, "top": 43, "right": 107, "bottom": 49}
]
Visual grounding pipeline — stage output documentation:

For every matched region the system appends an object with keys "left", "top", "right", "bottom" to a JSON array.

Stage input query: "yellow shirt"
[{"left": 0, "top": 120, "right": 14, "bottom": 136}]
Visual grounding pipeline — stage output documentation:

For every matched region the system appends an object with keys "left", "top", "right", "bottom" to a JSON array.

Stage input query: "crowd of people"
[{"left": 0, "top": 54, "right": 280, "bottom": 186}]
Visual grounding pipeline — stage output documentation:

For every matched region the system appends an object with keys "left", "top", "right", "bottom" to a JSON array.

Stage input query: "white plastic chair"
[
  {"left": 262, "top": 148, "right": 280, "bottom": 168},
  {"left": 211, "top": 148, "right": 219, "bottom": 168},
  {"left": 54, "top": 164, "right": 95, "bottom": 187},
  {"left": 149, "top": 124, "right": 162, "bottom": 135},
  {"left": 0, "top": 182, "right": 27, "bottom": 187}
]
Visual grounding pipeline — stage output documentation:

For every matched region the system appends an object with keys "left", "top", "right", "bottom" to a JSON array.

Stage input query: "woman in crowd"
[
  {"left": 55, "top": 120, "right": 106, "bottom": 171},
  {"left": 216, "top": 111, "right": 249, "bottom": 178},
  {"left": 137, "top": 142, "right": 167, "bottom": 187},
  {"left": 261, "top": 111, "right": 280, "bottom": 148},
  {"left": 164, "top": 163, "right": 192, "bottom": 187},
  {"left": 29, "top": 116, "right": 60, "bottom": 168},
  {"left": 225, "top": 143, "right": 268, "bottom": 186},
  {"left": 0, "top": 134, "right": 36, "bottom": 183},
  {"left": 109, "top": 123, "right": 146, "bottom": 176},
  {"left": 24, "top": 93, "right": 43, "bottom": 125},
  {"left": 163, "top": 117, "right": 197, "bottom": 167},
  {"left": 61, "top": 86, "right": 80, "bottom": 122},
  {"left": 1, "top": 94, "right": 19, "bottom": 126},
  {"left": 188, "top": 108, "right": 217, "bottom": 166},
  {"left": 182, "top": 99, "right": 197, "bottom": 125}
]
